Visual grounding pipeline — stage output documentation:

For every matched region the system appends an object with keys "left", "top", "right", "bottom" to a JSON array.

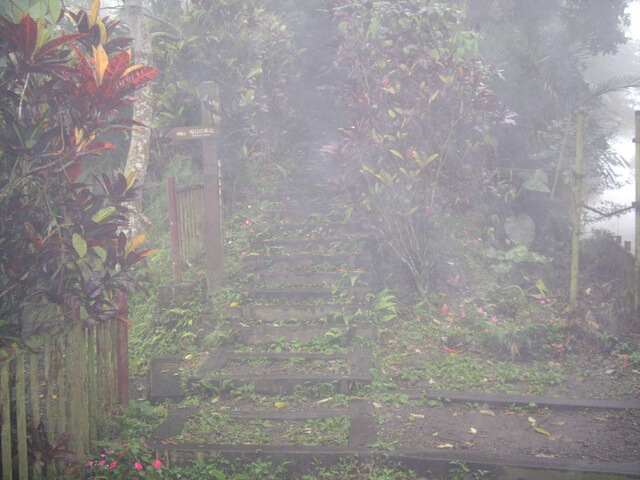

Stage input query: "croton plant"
[{"left": 0, "top": 1, "right": 158, "bottom": 347}]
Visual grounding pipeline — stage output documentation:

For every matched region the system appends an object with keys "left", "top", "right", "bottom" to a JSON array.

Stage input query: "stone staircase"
[
  {"left": 149, "top": 164, "right": 381, "bottom": 458},
  {"left": 146, "top": 165, "right": 640, "bottom": 479}
]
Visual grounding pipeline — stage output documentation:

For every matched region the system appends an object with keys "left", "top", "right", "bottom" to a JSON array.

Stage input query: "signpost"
[{"left": 164, "top": 81, "right": 224, "bottom": 295}]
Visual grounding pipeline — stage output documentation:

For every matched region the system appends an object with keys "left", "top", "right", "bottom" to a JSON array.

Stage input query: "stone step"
[
  {"left": 253, "top": 221, "right": 366, "bottom": 236},
  {"left": 246, "top": 287, "right": 368, "bottom": 302},
  {"left": 242, "top": 253, "right": 369, "bottom": 270},
  {"left": 261, "top": 205, "right": 347, "bottom": 222},
  {"left": 188, "top": 350, "right": 374, "bottom": 395},
  {"left": 151, "top": 401, "right": 376, "bottom": 448},
  {"left": 251, "top": 236, "right": 371, "bottom": 252},
  {"left": 248, "top": 271, "right": 372, "bottom": 286},
  {"left": 225, "top": 303, "right": 367, "bottom": 323},
  {"left": 213, "top": 324, "right": 374, "bottom": 348}
]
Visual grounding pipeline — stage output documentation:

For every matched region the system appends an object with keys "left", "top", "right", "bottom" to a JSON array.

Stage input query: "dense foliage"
[
  {"left": 148, "top": 0, "right": 298, "bottom": 206},
  {"left": 0, "top": 7, "right": 157, "bottom": 346},
  {"left": 325, "top": 0, "right": 515, "bottom": 293}
]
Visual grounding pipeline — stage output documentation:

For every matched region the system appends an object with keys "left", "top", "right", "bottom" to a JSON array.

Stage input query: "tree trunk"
[{"left": 124, "top": 0, "right": 153, "bottom": 235}]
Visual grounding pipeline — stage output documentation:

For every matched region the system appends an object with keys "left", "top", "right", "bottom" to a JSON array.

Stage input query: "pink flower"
[
  {"left": 154, "top": 459, "right": 163, "bottom": 469},
  {"left": 85, "top": 461, "right": 94, "bottom": 467},
  {"left": 97, "top": 460, "right": 105, "bottom": 466},
  {"left": 109, "top": 461, "right": 117, "bottom": 469},
  {"left": 459, "top": 312, "right": 466, "bottom": 319},
  {"left": 134, "top": 462, "right": 144, "bottom": 471},
  {"left": 477, "top": 308, "right": 483, "bottom": 313},
  {"left": 491, "top": 317, "right": 498, "bottom": 323}
]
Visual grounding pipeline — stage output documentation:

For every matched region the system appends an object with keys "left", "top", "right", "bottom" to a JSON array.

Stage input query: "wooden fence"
[
  {"left": 167, "top": 176, "right": 205, "bottom": 282},
  {"left": 0, "top": 297, "right": 129, "bottom": 479},
  {"left": 591, "top": 230, "right": 638, "bottom": 316}
]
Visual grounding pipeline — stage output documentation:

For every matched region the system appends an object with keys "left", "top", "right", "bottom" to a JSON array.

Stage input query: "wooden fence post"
[
  {"left": 115, "top": 292, "right": 130, "bottom": 406},
  {"left": 167, "top": 176, "right": 182, "bottom": 283},
  {"left": 1, "top": 356, "right": 12, "bottom": 480},
  {"left": 635, "top": 111, "right": 640, "bottom": 313},
  {"left": 199, "top": 81, "right": 224, "bottom": 295}
]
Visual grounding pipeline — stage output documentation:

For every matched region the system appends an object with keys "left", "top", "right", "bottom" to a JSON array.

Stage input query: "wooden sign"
[{"left": 164, "top": 125, "right": 218, "bottom": 140}]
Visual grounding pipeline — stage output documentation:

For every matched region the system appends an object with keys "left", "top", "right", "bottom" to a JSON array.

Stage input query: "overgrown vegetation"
[{"left": 0, "top": 5, "right": 157, "bottom": 346}]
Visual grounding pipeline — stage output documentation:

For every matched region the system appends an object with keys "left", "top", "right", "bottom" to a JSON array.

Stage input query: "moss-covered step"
[
  {"left": 245, "top": 287, "right": 368, "bottom": 303},
  {"left": 224, "top": 303, "right": 367, "bottom": 323},
  {"left": 247, "top": 271, "right": 373, "bottom": 286},
  {"left": 250, "top": 236, "right": 372, "bottom": 252},
  {"left": 205, "top": 324, "right": 374, "bottom": 351},
  {"left": 242, "top": 253, "right": 369, "bottom": 270},
  {"left": 187, "top": 350, "right": 374, "bottom": 395}
]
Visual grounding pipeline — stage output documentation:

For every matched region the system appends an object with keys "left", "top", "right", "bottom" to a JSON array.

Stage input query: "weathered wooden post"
[
  {"left": 163, "top": 82, "right": 223, "bottom": 295},
  {"left": 199, "top": 81, "right": 224, "bottom": 295},
  {"left": 634, "top": 111, "right": 640, "bottom": 313},
  {"left": 167, "top": 176, "right": 182, "bottom": 282},
  {"left": 115, "top": 291, "right": 130, "bottom": 406}
]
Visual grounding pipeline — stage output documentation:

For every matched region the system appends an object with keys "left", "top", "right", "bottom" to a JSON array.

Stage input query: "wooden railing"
[
  {"left": 167, "top": 176, "right": 205, "bottom": 282},
  {"left": 0, "top": 296, "right": 129, "bottom": 480}
]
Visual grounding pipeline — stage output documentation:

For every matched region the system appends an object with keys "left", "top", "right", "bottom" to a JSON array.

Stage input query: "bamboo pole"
[{"left": 568, "top": 113, "right": 584, "bottom": 312}]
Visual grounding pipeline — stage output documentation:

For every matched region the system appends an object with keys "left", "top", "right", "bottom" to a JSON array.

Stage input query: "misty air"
[{"left": 0, "top": 1, "right": 639, "bottom": 479}]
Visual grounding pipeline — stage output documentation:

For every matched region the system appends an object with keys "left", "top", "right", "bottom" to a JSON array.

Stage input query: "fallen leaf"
[
  {"left": 534, "top": 427, "right": 551, "bottom": 436},
  {"left": 469, "top": 427, "right": 477, "bottom": 435},
  {"left": 535, "top": 453, "right": 556, "bottom": 458},
  {"left": 486, "top": 360, "right": 494, "bottom": 365},
  {"left": 432, "top": 432, "right": 439, "bottom": 436},
  {"left": 184, "top": 354, "right": 193, "bottom": 360},
  {"left": 274, "top": 402, "right": 288, "bottom": 408},
  {"left": 463, "top": 442, "right": 475, "bottom": 446},
  {"left": 480, "top": 409, "right": 496, "bottom": 417},
  {"left": 316, "top": 397, "right": 333, "bottom": 404},
  {"left": 410, "top": 413, "right": 425, "bottom": 419},
  {"left": 622, "top": 362, "right": 632, "bottom": 368},
  {"left": 432, "top": 318, "right": 443, "bottom": 325},
  {"left": 605, "top": 369, "right": 615, "bottom": 374},
  {"left": 442, "top": 345, "right": 460, "bottom": 354},
  {"left": 437, "top": 444, "right": 454, "bottom": 449},
  {"left": 528, "top": 417, "right": 537, "bottom": 425},
  {"left": 229, "top": 302, "right": 239, "bottom": 307},
  {"left": 550, "top": 421, "right": 566, "bottom": 426},
  {"left": 428, "top": 378, "right": 436, "bottom": 384},
  {"left": 372, "top": 402, "right": 383, "bottom": 409}
]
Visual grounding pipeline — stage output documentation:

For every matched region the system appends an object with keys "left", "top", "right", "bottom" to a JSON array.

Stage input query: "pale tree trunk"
[{"left": 124, "top": 0, "right": 153, "bottom": 236}]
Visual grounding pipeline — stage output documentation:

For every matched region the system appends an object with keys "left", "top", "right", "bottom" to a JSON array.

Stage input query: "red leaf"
[
  {"left": 442, "top": 345, "right": 460, "bottom": 354},
  {"left": 113, "top": 66, "right": 158, "bottom": 94},
  {"left": 34, "top": 33, "right": 88, "bottom": 60},
  {"left": 19, "top": 15, "right": 38, "bottom": 60},
  {"left": 64, "top": 161, "right": 83, "bottom": 184},
  {"left": 102, "top": 51, "right": 131, "bottom": 85},
  {"left": 115, "top": 315, "right": 133, "bottom": 326}
]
